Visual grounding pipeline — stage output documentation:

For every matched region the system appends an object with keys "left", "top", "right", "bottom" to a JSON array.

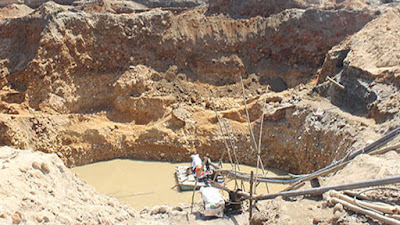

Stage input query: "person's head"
[{"left": 187, "top": 147, "right": 196, "bottom": 155}]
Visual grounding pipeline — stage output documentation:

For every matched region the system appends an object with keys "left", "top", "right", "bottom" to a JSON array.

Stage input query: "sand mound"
[
  {"left": 0, "top": 4, "right": 33, "bottom": 19},
  {"left": 0, "top": 146, "right": 138, "bottom": 224}
]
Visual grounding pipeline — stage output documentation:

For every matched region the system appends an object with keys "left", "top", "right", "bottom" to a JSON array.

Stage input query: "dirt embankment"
[
  {"left": 0, "top": 0, "right": 391, "bottom": 174},
  {"left": 317, "top": 5, "right": 400, "bottom": 125},
  {"left": 208, "top": 0, "right": 396, "bottom": 18}
]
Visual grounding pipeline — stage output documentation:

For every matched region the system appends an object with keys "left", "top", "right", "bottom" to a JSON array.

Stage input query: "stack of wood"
[{"left": 326, "top": 190, "right": 400, "bottom": 225}]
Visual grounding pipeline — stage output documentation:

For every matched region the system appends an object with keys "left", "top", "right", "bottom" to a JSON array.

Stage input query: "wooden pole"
[
  {"left": 222, "top": 120, "right": 241, "bottom": 169},
  {"left": 190, "top": 157, "right": 208, "bottom": 214},
  {"left": 329, "top": 190, "right": 400, "bottom": 215},
  {"left": 328, "top": 197, "right": 400, "bottom": 225},
  {"left": 388, "top": 215, "right": 400, "bottom": 221},
  {"left": 256, "top": 88, "right": 269, "bottom": 194},
  {"left": 210, "top": 97, "right": 235, "bottom": 168},
  {"left": 239, "top": 76, "right": 259, "bottom": 159},
  {"left": 326, "top": 76, "right": 345, "bottom": 90},
  {"left": 343, "top": 190, "right": 373, "bottom": 201},
  {"left": 253, "top": 176, "right": 400, "bottom": 201},
  {"left": 249, "top": 171, "right": 254, "bottom": 222},
  {"left": 222, "top": 120, "right": 241, "bottom": 189}
]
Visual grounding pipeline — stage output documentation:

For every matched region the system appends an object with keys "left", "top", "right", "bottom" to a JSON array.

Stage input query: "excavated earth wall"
[{"left": 0, "top": 0, "right": 399, "bottom": 175}]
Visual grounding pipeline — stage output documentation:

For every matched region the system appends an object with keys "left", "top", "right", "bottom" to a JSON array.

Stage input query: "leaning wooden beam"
[
  {"left": 326, "top": 76, "right": 345, "bottom": 90},
  {"left": 329, "top": 190, "right": 400, "bottom": 215},
  {"left": 253, "top": 176, "right": 400, "bottom": 201},
  {"left": 328, "top": 197, "right": 400, "bottom": 225}
]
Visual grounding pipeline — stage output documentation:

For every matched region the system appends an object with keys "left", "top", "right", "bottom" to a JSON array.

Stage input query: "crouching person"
[{"left": 190, "top": 153, "right": 213, "bottom": 179}]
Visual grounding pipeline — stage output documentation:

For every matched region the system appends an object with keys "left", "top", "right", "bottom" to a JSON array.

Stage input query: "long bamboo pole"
[
  {"left": 239, "top": 75, "right": 259, "bottom": 159},
  {"left": 210, "top": 97, "right": 235, "bottom": 168},
  {"left": 221, "top": 120, "right": 241, "bottom": 189},
  {"left": 255, "top": 87, "right": 269, "bottom": 194},
  {"left": 222, "top": 120, "right": 241, "bottom": 170}
]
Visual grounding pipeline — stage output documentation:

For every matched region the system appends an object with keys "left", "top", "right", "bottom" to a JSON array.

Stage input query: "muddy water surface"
[{"left": 72, "top": 159, "right": 289, "bottom": 209}]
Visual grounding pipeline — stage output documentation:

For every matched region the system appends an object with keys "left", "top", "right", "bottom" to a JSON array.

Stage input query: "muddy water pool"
[{"left": 72, "top": 159, "right": 289, "bottom": 209}]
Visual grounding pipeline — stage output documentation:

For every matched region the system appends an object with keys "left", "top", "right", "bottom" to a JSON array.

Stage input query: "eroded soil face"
[{"left": 0, "top": 0, "right": 399, "bottom": 176}]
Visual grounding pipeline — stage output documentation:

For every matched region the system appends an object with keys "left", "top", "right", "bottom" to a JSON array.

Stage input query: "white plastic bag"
[{"left": 200, "top": 187, "right": 225, "bottom": 217}]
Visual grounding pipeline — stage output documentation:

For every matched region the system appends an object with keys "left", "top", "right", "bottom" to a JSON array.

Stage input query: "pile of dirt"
[
  {"left": 0, "top": 3, "right": 32, "bottom": 18},
  {"left": 0, "top": 146, "right": 138, "bottom": 224}
]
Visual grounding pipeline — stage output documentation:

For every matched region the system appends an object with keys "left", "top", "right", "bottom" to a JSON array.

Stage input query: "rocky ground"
[{"left": 0, "top": 0, "right": 400, "bottom": 224}]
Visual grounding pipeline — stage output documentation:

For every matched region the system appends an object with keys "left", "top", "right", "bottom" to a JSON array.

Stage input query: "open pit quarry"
[{"left": 1, "top": 0, "right": 400, "bottom": 224}]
